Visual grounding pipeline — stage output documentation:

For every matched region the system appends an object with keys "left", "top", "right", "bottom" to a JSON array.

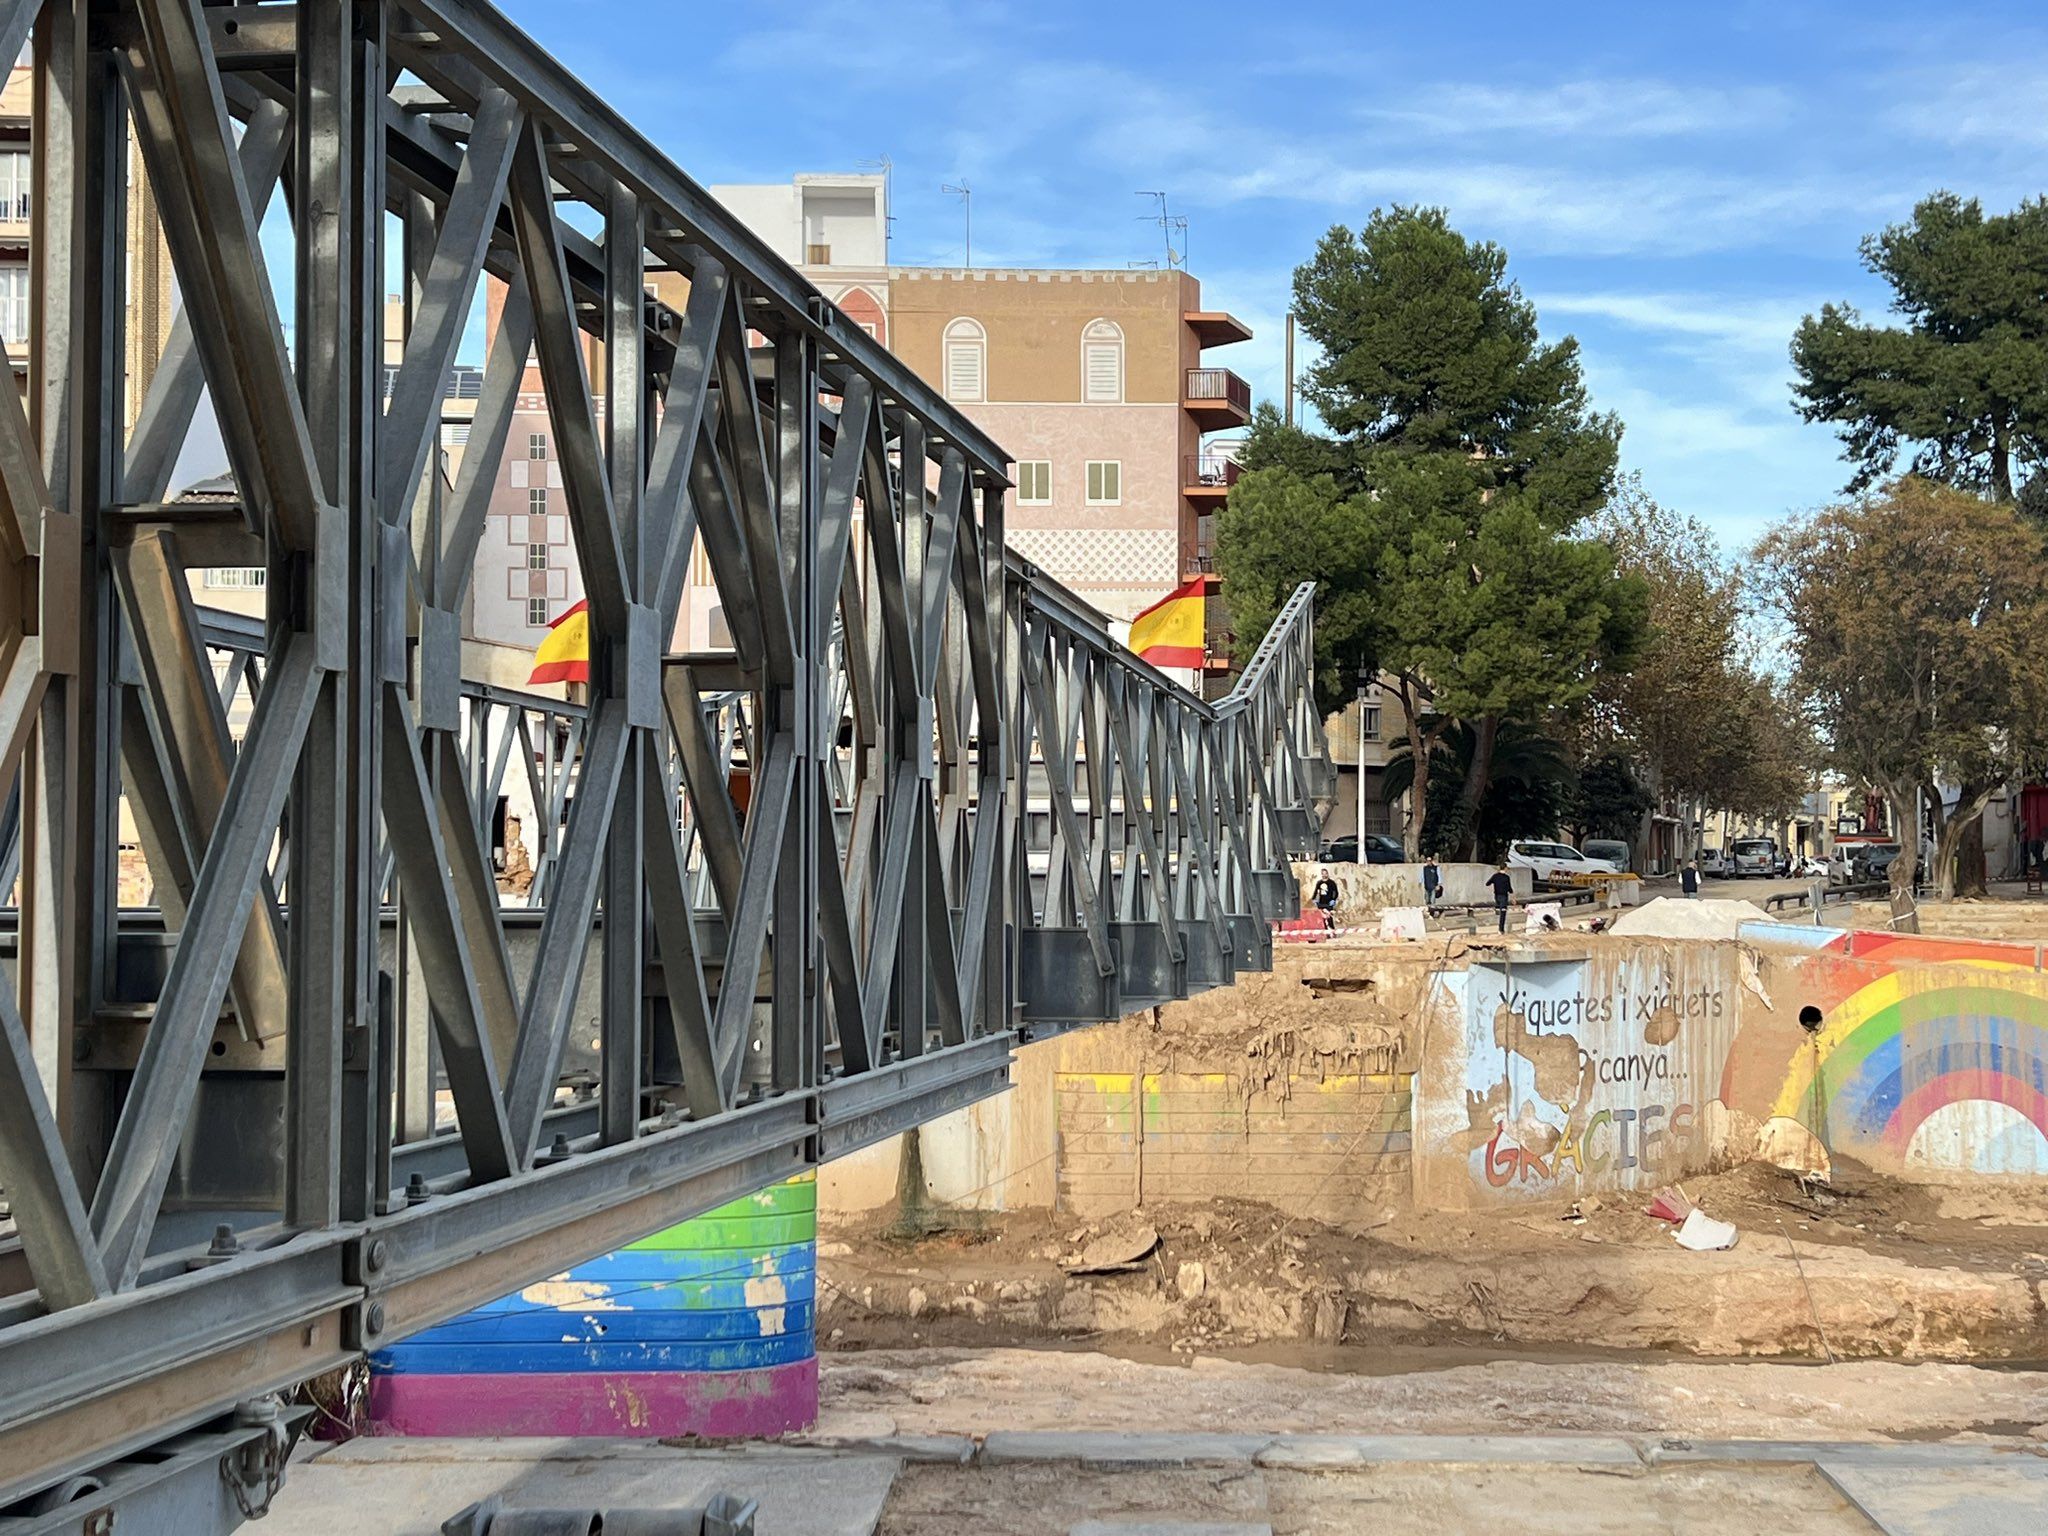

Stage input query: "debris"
[
  {"left": 1175, "top": 1261, "right": 1208, "bottom": 1299},
  {"left": 1675, "top": 1209, "right": 1739, "bottom": 1252},
  {"left": 1561, "top": 1203, "right": 1587, "bottom": 1225},
  {"left": 1060, "top": 1218, "right": 1160, "bottom": 1274},
  {"left": 1645, "top": 1189, "right": 1694, "bottom": 1225}
]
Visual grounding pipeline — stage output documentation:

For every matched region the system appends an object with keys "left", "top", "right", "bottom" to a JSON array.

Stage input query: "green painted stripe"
[{"left": 626, "top": 1211, "right": 817, "bottom": 1251}]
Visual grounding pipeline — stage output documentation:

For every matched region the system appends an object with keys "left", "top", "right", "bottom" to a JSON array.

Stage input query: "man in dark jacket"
[
  {"left": 1487, "top": 863, "right": 1514, "bottom": 933},
  {"left": 1311, "top": 868, "right": 1340, "bottom": 929},
  {"left": 1421, "top": 855, "right": 1442, "bottom": 908},
  {"left": 1680, "top": 860, "right": 1701, "bottom": 898}
]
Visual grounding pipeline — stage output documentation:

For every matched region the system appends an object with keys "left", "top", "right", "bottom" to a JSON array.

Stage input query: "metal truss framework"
[{"left": 0, "top": 0, "right": 1331, "bottom": 1524}]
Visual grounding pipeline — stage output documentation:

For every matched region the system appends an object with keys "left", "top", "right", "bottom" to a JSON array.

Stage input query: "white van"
[{"left": 1730, "top": 837, "right": 1779, "bottom": 878}]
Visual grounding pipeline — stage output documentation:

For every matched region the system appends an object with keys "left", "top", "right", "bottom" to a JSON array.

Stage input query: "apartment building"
[
  {"left": 462, "top": 173, "right": 1256, "bottom": 656},
  {"left": 709, "top": 172, "right": 1254, "bottom": 630},
  {"left": 0, "top": 65, "right": 28, "bottom": 388}
]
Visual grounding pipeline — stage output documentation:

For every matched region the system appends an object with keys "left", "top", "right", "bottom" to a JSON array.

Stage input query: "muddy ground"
[
  {"left": 821, "top": 1346, "right": 2048, "bottom": 1443},
  {"left": 818, "top": 1160, "right": 2048, "bottom": 1363},
  {"left": 875, "top": 1459, "right": 1888, "bottom": 1536}
]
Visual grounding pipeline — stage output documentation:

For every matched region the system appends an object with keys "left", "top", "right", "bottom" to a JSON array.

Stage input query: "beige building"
[
  {"left": 708, "top": 172, "right": 1254, "bottom": 636},
  {"left": 464, "top": 173, "right": 1256, "bottom": 662}
]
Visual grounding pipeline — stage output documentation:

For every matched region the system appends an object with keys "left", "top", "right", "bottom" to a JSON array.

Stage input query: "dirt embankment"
[{"left": 820, "top": 1161, "right": 2048, "bottom": 1364}]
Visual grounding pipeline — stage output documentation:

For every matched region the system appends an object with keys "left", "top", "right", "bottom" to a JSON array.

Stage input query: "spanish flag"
[
  {"left": 1127, "top": 576, "right": 1210, "bottom": 668},
  {"left": 528, "top": 598, "right": 591, "bottom": 685}
]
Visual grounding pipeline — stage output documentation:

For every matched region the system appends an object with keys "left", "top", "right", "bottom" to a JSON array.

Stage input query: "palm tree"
[{"left": 1384, "top": 721, "right": 1578, "bottom": 859}]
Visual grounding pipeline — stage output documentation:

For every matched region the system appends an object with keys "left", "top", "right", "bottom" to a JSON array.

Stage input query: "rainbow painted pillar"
[{"left": 368, "top": 1174, "right": 818, "bottom": 1437}]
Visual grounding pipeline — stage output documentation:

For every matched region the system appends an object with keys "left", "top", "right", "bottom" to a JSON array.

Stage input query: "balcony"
[
  {"left": 1183, "top": 453, "right": 1241, "bottom": 502},
  {"left": 1183, "top": 367, "right": 1250, "bottom": 427},
  {"left": 1184, "top": 310, "right": 1253, "bottom": 349}
]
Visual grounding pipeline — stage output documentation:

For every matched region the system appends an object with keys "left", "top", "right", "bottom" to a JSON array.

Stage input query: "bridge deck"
[{"left": 0, "top": 0, "right": 1329, "bottom": 1523}]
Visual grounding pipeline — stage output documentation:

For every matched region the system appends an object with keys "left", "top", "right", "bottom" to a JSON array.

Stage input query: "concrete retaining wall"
[
  {"left": 821, "top": 922, "right": 2048, "bottom": 1234},
  {"left": 1732, "top": 922, "right": 2048, "bottom": 1181},
  {"left": 1295, "top": 862, "right": 1529, "bottom": 922},
  {"left": 1412, "top": 941, "right": 1748, "bottom": 1210}
]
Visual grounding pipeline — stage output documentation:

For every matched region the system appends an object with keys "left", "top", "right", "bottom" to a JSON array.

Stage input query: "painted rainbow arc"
[{"left": 1771, "top": 975, "right": 2048, "bottom": 1156}]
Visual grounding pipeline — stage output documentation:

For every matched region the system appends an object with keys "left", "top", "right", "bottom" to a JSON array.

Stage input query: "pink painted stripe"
[
  {"left": 368, "top": 1356, "right": 818, "bottom": 1439},
  {"left": 1881, "top": 1068, "right": 2048, "bottom": 1154}
]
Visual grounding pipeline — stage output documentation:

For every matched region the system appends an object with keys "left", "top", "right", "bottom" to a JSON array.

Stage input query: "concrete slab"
[
  {"left": 979, "top": 1433, "right": 1267, "bottom": 1468},
  {"left": 265, "top": 1444, "right": 900, "bottom": 1536},
  {"left": 1819, "top": 1462, "right": 2048, "bottom": 1536},
  {"left": 1644, "top": 1440, "right": 2048, "bottom": 1468},
  {"left": 1252, "top": 1434, "right": 1643, "bottom": 1469},
  {"left": 799, "top": 1433, "right": 980, "bottom": 1464},
  {"left": 1069, "top": 1525, "right": 1272, "bottom": 1536}
]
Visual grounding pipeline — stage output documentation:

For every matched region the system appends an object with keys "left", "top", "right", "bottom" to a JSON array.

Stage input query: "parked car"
[
  {"left": 1319, "top": 833, "right": 1403, "bottom": 865},
  {"left": 1506, "top": 840, "right": 1624, "bottom": 883},
  {"left": 1851, "top": 843, "right": 1902, "bottom": 882},
  {"left": 1730, "top": 837, "right": 1779, "bottom": 878},
  {"left": 1581, "top": 838, "right": 1632, "bottom": 873},
  {"left": 1698, "top": 847, "right": 1727, "bottom": 877}
]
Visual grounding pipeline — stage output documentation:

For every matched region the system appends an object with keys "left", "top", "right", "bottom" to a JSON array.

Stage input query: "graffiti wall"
[
  {"left": 1733, "top": 925, "right": 2048, "bottom": 1181},
  {"left": 1415, "top": 945, "right": 1747, "bottom": 1208}
]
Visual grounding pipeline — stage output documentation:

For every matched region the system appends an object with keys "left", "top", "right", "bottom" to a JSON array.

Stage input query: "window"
[
  {"left": 528, "top": 432, "right": 547, "bottom": 460},
  {"left": 805, "top": 242, "right": 831, "bottom": 265},
  {"left": 1016, "top": 461, "right": 1052, "bottom": 504},
  {"left": 0, "top": 266, "right": 27, "bottom": 347},
  {"left": 1085, "top": 460, "right": 1121, "bottom": 505},
  {"left": 1081, "top": 318, "right": 1124, "bottom": 403},
  {"left": 204, "top": 567, "right": 267, "bottom": 590},
  {"left": 0, "top": 150, "right": 28, "bottom": 223},
  {"left": 1360, "top": 704, "right": 1381, "bottom": 741},
  {"left": 942, "top": 317, "right": 985, "bottom": 403},
  {"left": 526, "top": 596, "right": 550, "bottom": 627},
  {"left": 528, "top": 487, "right": 547, "bottom": 516},
  {"left": 526, "top": 542, "right": 548, "bottom": 572}
]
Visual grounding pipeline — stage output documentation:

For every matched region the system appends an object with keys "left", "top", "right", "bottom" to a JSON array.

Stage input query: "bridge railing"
[{"left": 0, "top": 0, "right": 1328, "bottom": 1519}]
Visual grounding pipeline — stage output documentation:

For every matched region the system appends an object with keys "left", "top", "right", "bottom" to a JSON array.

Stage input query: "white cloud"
[
  {"left": 1539, "top": 292, "right": 1817, "bottom": 354},
  {"left": 1363, "top": 78, "right": 1792, "bottom": 139}
]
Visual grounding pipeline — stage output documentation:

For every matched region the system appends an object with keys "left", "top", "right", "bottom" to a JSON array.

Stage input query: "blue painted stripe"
[
  {"left": 371, "top": 1332, "right": 815, "bottom": 1375},
  {"left": 556, "top": 1243, "right": 814, "bottom": 1286},
  {"left": 466, "top": 1271, "right": 817, "bottom": 1314},
  {"left": 401, "top": 1300, "right": 816, "bottom": 1346}
]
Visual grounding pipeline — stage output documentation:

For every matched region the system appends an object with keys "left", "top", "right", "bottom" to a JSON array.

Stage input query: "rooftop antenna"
[
  {"left": 941, "top": 179, "right": 972, "bottom": 268},
  {"left": 1136, "top": 191, "right": 1187, "bottom": 269},
  {"left": 856, "top": 155, "right": 895, "bottom": 260}
]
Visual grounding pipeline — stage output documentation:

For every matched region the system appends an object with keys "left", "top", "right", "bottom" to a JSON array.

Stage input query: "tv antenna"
[
  {"left": 856, "top": 155, "right": 895, "bottom": 258},
  {"left": 1136, "top": 191, "right": 1187, "bottom": 269},
  {"left": 942, "top": 179, "right": 972, "bottom": 268}
]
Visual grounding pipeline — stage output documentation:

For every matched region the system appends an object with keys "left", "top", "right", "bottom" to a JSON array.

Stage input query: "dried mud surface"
[{"left": 820, "top": 1161, "right": 2048, "bottom": 1363}]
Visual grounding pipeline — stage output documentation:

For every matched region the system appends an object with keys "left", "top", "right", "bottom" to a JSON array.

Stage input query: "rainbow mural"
[
  {"left": 369, "top": 1173, "right": 818, "bottom": 1437},
  {"left": 1738, "top": 928, "right": 2048, "bottom": 1176}
]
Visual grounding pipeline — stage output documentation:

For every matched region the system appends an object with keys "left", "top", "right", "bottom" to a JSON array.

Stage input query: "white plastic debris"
[
  {"left": 1379, "top": 906, "right": 1426, "bottom": 941},
  {"left": 1674, "top": 1208, "right": 1739, "bottom": 1251}
]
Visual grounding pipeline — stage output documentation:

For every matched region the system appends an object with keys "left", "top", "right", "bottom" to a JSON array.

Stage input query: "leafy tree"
[
  {"left": 1216, "top": 207, "right": 1637, "bottom": 857},
  {"left": 1573, "top": 752, "right": 1656, "bottom": 842},
  {"left": 1791, "top": 193, "right": 2048, "bottom": 504},
  {"left": 1753, "top": 478, "right": 2048, "bottom": 897}
]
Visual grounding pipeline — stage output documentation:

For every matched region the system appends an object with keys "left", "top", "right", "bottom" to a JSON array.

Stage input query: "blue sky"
[{"left": 496, "top": 0, "right": 2048, "bottom": 551}]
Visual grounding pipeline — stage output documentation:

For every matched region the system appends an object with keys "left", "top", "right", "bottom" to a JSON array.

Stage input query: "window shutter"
[
  {"left": 1084, "top": 342, "right": 1121, "bottom": 402},
  {"left": 947, "top": 340, "right": 984, "bottom": 402}
]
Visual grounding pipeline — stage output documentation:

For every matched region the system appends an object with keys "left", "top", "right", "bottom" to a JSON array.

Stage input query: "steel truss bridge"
[{"left": 0, "top": 1, "right": 1331, "bottom": 1528}]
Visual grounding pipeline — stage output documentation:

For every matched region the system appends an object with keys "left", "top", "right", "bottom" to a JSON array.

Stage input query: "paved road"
[{"left": 268, "top": 1431, "right": 2048, "bottom": 1534}]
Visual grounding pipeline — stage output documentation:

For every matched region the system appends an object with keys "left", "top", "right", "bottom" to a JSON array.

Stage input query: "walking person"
[
  {"left": 1421, "top": 854, "right": 1442, "bottom": 909},
  {"left": 1487, "top": 862, "right": 1514, "bottom": 934},
  {"left": 1311, "top": 866, "right": 1340, "bottom": 931},
  {"left": 1680, "top": 859, "right": 1701, "bottom": 899}
]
